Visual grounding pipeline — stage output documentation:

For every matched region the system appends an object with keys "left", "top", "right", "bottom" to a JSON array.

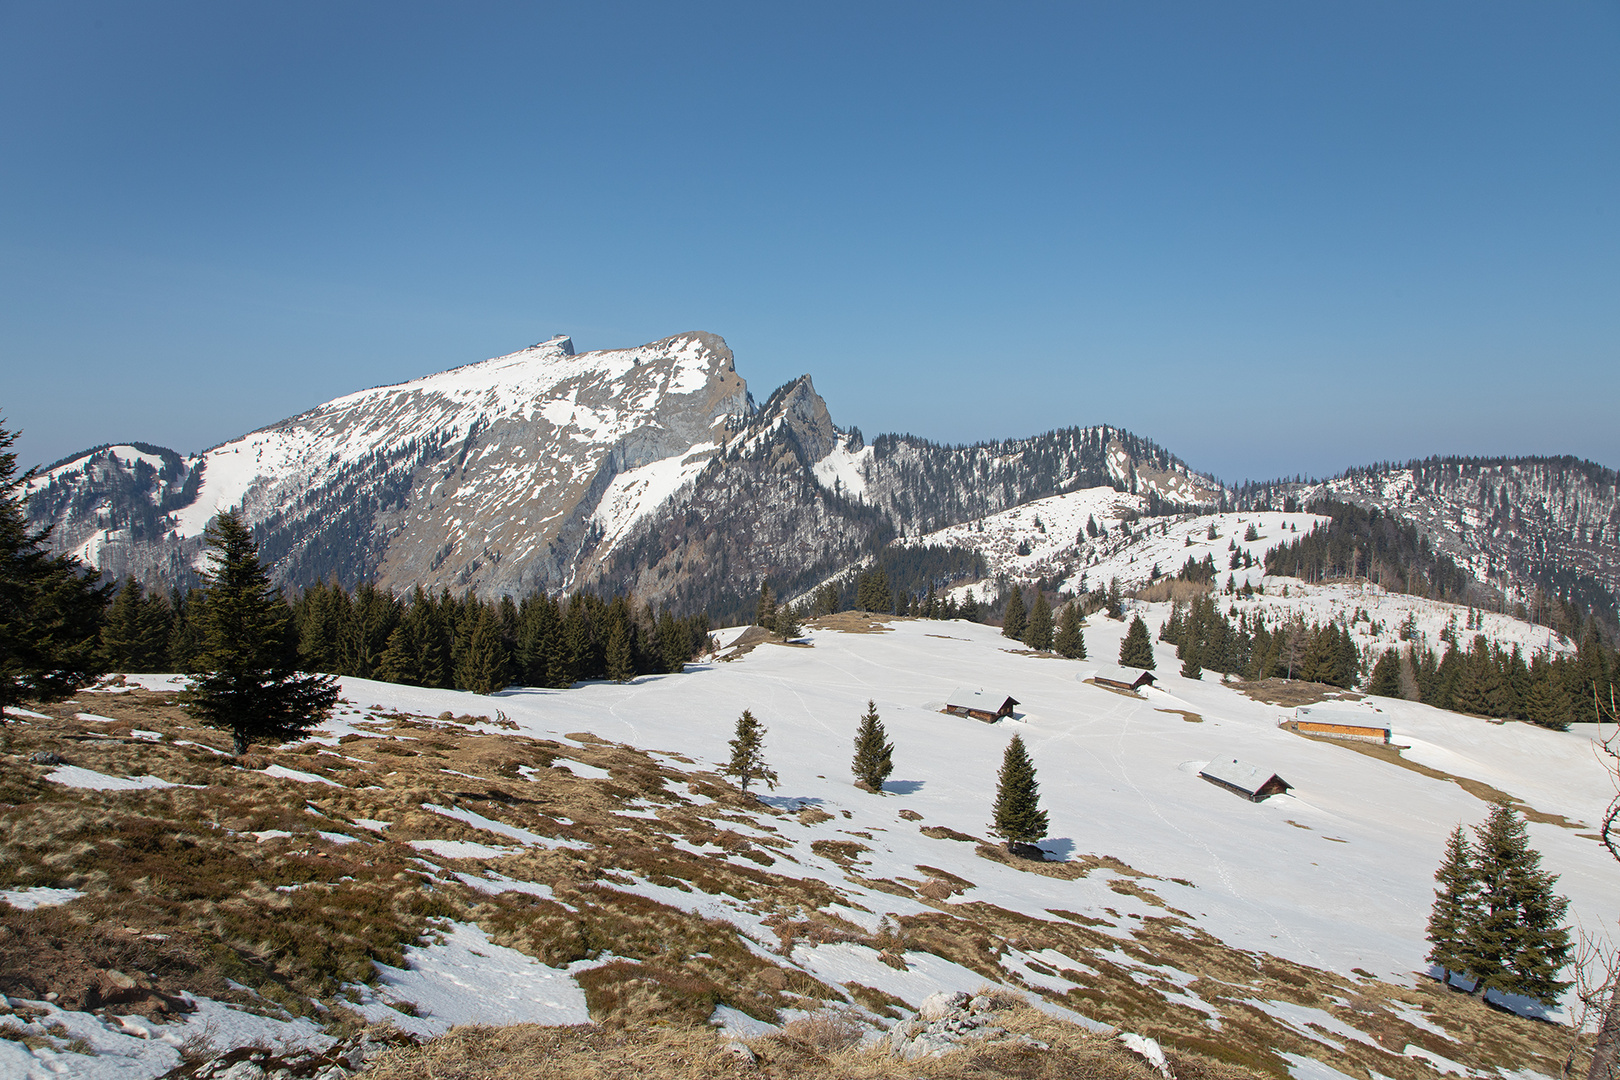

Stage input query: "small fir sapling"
[
  {"left": 990, "top": 734, "right": 1048, "bottom": 854},
  {"left": 725, "top": 709, "right": 779, "bottom": 795},
  {"left": 851, "top": 700, "right": 894, "bottom": 793}
]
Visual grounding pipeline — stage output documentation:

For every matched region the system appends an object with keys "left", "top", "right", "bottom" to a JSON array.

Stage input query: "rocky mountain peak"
[{"left": 752, "top": 374, "right": 837, "bottom": 465}]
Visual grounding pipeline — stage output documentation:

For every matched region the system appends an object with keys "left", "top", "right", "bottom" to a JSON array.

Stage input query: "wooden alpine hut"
[
  {"left": 1292, "top": 705, "right": 1390, "bottom": 745},
  {"left": 1082, "top": 664, "right": 1158, "bottom": 695},
  {"left": 1198, "top": 758, "right": 1292, "bottom": 802},
  {"left": 943, "top": 688, "right": 1019, "bottom": 723}
]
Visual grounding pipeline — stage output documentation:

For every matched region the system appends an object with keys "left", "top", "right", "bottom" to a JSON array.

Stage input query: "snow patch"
[
  {"left": 262, "top": 764, "right": 342, "bottom": 786},
  {"left": 0, "top": 887, "right": 83, "bottom": 910},
  {"left": 45, "top": 765, "right": 174, "bottom": 791},
  {"left": 407, "top": 839, "right": 516, "bottom": 860},
  {"left": 811, "top": 438, "right": 872, "bottom": 500},
  {"left": 355, "top": 921, "right": 590, "bottom": 1035}
]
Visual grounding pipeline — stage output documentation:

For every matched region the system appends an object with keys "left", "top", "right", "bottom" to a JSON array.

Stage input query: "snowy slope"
[
  {"left": 144, "top": 620, "right": 1614, "bottom": 1015},
  {"left": 35, "top": 615, "right": 1602, "bottom": 1080}
]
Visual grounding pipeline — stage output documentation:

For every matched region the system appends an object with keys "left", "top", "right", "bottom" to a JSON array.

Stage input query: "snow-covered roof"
[
  {"left": 1198, "top": 758, "right": 1291, "bottom": 799},
  {"left": 945, "top": 688, "right": 1018, "bottom": 711},
  {"left": 1081, "top": 664, "right": 1157, "bottom": 688},
  {"left": 1295, "top": 703, "right": 1373, "bottom": 721}
]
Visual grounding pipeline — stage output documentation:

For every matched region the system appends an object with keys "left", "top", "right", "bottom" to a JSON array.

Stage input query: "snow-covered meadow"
[
  {"left": 10, "top": 609, "right": 1615, "bottom": 1079},
  {"left": 148, "top": 615, "right": 1620, "bottom": 1010}
]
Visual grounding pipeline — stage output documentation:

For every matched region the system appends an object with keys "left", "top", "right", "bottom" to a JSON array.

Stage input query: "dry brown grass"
[
  {"left": 360, "top": 1012, "right": 1264, "bottom": 1080},
  {"left": 975, "top": 843, "right": 1091, "bottom": 880},
  {"left": 1131, "top": 579, "right": 1214, "bottom": 604},
  {"left": 778, "top": 1006, "right": 865, "bottom": 1053},
  {"left": 1234, "top": 678, "right": 1363, "bottom": 707},
  {"left": 803, "top": 612, "right": 897, "bottom": 634}
]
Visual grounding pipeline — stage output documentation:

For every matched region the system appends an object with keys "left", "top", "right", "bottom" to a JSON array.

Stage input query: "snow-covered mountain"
[
  {"left": 26, "top": 332, "right": 1219, "bottom": 605},
  {"left": 28, "top": 333, "right": 750, "bottom": 596},
  {"left": 1242, "top": 459, "right": 1620, "bottom": 619}
]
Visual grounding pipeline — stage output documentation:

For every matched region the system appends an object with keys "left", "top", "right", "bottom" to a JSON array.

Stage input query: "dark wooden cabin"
[
  {"left": 944, "top": 688, "right": 1019, "bottom": 723},
  {"left": 1198, "top": 758, "right": 1292, "bottom": 802},
  {"left": 1086, "top": 664, "right": 1158, "bottom": 694}
]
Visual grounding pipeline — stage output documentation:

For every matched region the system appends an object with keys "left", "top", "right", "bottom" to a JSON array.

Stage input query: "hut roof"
[
  {"left": 1198, "top": 758, "right": 1292, "bottom": 801},
  {"left": 945, "top": 688, "right": 1018, "bottom": 712},
  {"left": 1081, "top": 664, "right": 1158, "bottom": 689}
]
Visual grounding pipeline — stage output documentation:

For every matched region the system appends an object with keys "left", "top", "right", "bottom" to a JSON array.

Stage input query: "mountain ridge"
[{"left": 27, "top": 331, "right": 1616, "bottom": 624}]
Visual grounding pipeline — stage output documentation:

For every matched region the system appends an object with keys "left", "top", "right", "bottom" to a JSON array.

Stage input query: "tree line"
[
  {"left": 1265, "top": 499, "right": 1478, "bottom": 600},
  {"left": 1153, "top": 594, "right": 1364, "bottom": 687},
  {"left": 100, "top": 572, "right": 714, "bottom": 694},
  {"left": 1364, "top": 625, "right": 1614, "bottom": 731}
]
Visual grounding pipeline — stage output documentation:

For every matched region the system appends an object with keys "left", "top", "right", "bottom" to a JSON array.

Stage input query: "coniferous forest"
[
  {"left": 63, "top": 540, "right": 1620, "bottom": 721},
  {"left": 1264, "top": 500, "right": 1478, "bottom": 600},
  {"left": 98, "top": 576, "right": 713, "bottom": 695},
  {"left": 1154, "top": 584, "right": 1616, "bottom": 729}
]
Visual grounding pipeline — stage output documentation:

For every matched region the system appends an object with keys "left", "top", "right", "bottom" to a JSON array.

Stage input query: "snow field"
[
  {"left": 305, "top": 617, "right": 1615, "bottom": 1026},
  {"left": 84, "top": 625, "right": 1612, "bottom": 1080}
]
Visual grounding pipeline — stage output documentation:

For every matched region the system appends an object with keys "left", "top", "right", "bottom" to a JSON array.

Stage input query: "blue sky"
[{"left": 3, "top": 2, "right": 1616, "bottom": 484}]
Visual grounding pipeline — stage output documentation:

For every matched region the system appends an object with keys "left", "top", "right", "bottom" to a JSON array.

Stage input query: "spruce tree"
[
  {"left": 1106, "top": 578, "right": 1124, "bottom": 620},
  {"left": 456, "top": 609, "right": 510, "bottom": 694},
  {"left": 1462, "top": 803, "right": 1571, "bottom": 1006},
  {"left": 725, "top": 709, "right": 778, "bottom": 795},
  {"left": 1425, "top": 825, "right": 1479, "bottom": 987},
  {"left": 1161, "top": 601, "right": 1185, "bottom": 645},
  {"left": 991, "top": 734, "right": 1048, "bottom": 850},
  {"left": 656, "top": 608, "right": 690, "bottom": 672},
  {"left": 772, "top": 603, "right": 802, "bottom": 641},
  {"left": 102, "top": 577, "right": 169, "bottom": 673},
  {"left": 1180, "top": 642, "right": 1203, "bottom": 680},
  {"left": 1054, "top": 603, "right": 1086, "bottom": 659},
  {"left": 861, "top": 569, "right": 894, "bottom": 613},
  {"left": 166, "top": 588, "right": 202, "bottom": 673},
  {"left": 181, "top": 511, "right": 337, "bottom": 755},
  {"left": 0, "top": 420, "right": 111, "bottom": 719},
  {"left": 851, "top": 700, "right": 894, "bottom": 793},
  {"left": 1367, "top": 648, "right": 1403, "bottom": 698},
  {"left": 375, "top": 620, "right": 424, "bottom": 686},
  {"left": 1023, "top": 591, "right": 1053, "bottom": 652},
  {"left": 1001, "top": 587, "right": 1026, "bottom": 640},
  {"left": 1522, "top": 672, "right": 1574, "bottom": 732},
  {"left": 1119, "top": 615, "right": 1156, "bottom": 669},
  {"left": 605, "top": 612, "right": 633, "bottom": 683}
]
